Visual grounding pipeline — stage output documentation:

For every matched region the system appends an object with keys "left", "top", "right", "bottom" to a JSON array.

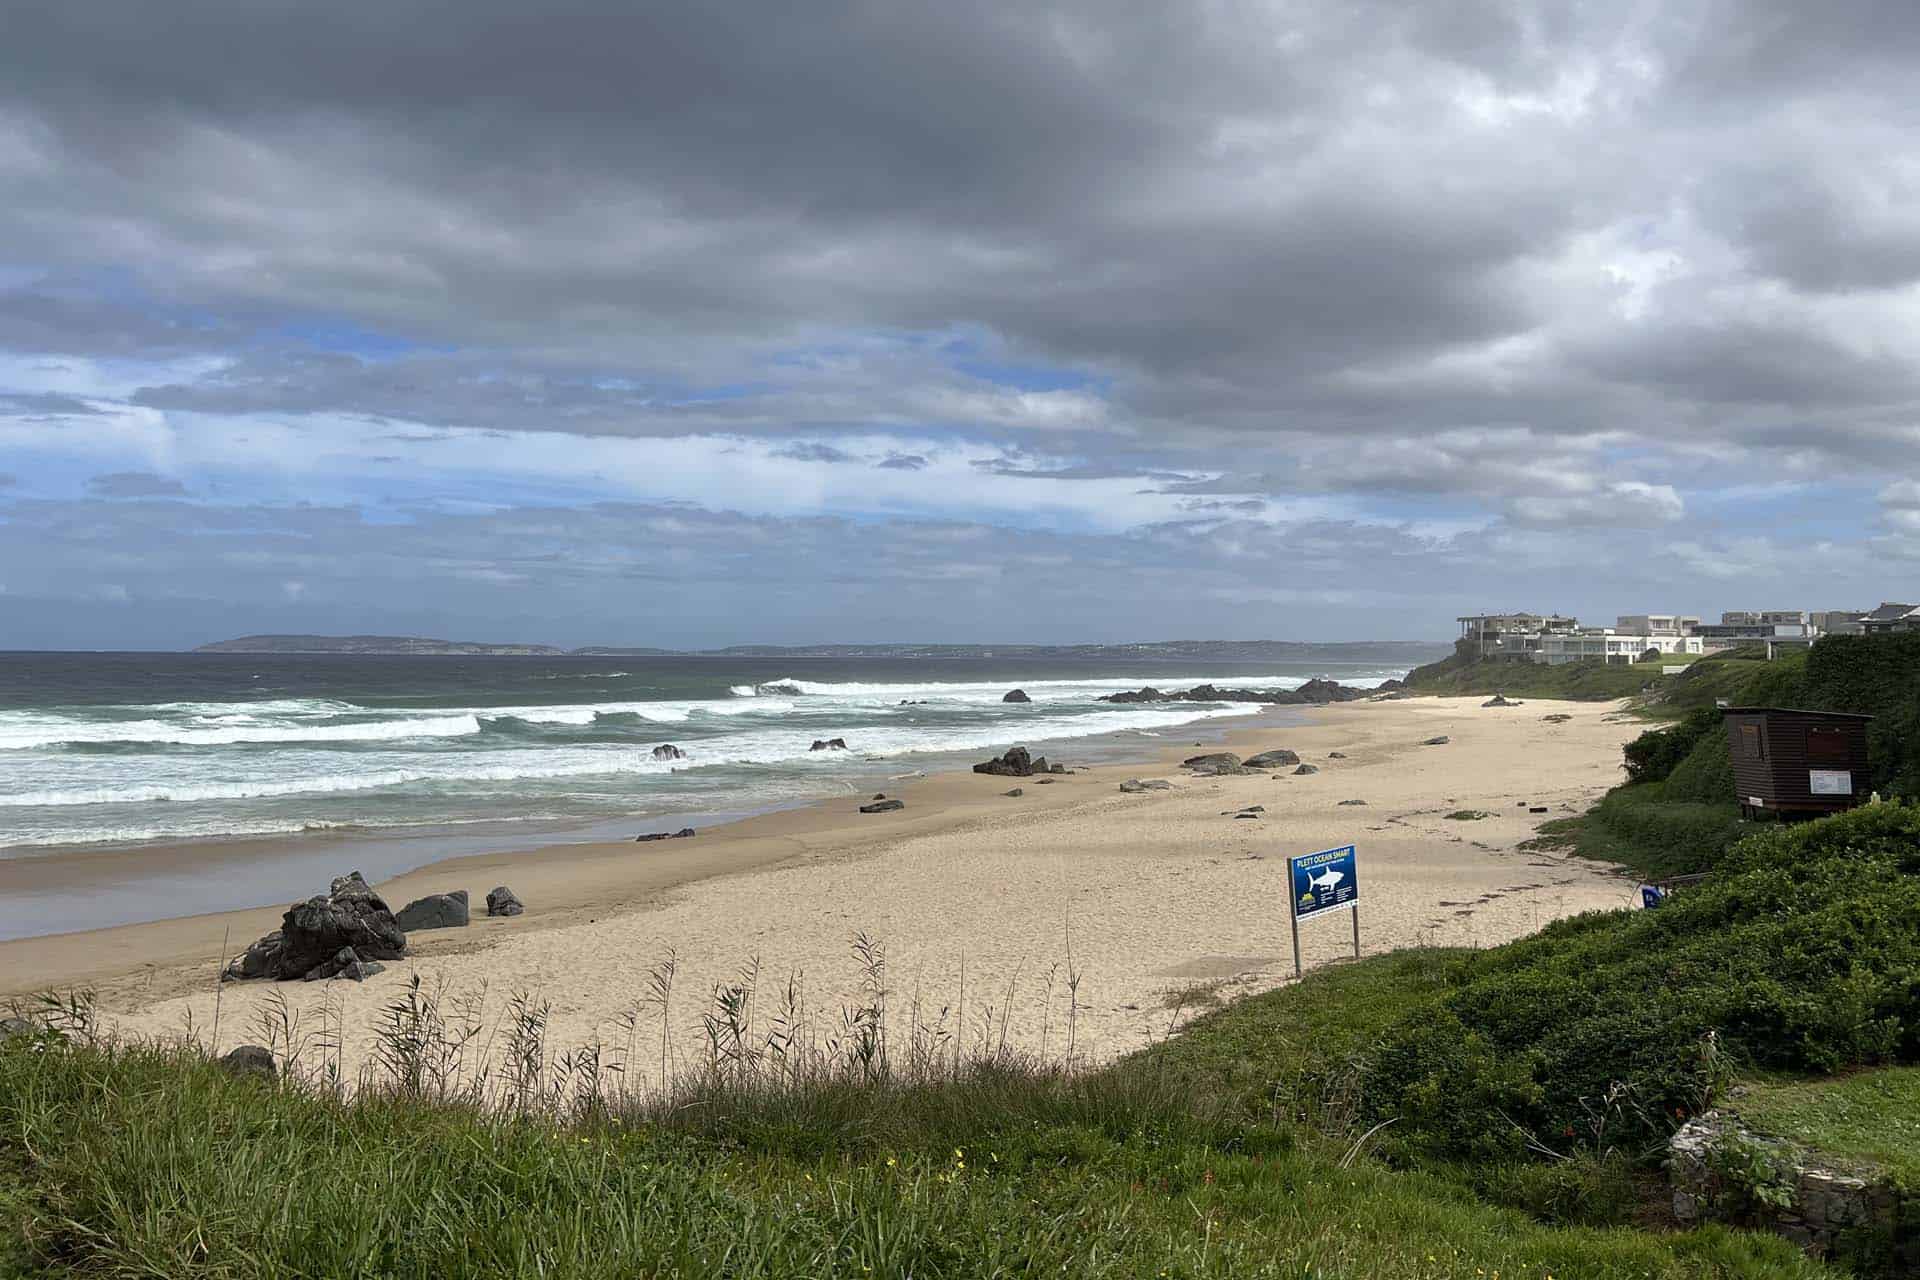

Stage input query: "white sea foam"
[{"left": 0, "top": 702, "right": 1258, "bottom": 810}]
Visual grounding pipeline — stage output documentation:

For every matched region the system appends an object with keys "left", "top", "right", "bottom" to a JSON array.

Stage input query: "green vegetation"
[
  {"left": 1736, "top": 1068, "right": 1920, "bottom": 1185},
  {"left": 1362, "top": 805, "right": 1920, "bottom": 1170},
  {"left": 1404, "top": 640, "right": 1686, "bottom": 701},
  {"left": 0, "top": 990, "right": 1829, "bottom": 1279},
  {"left": 1542, "top": 634, "right": 1920, "bottom": 879}
]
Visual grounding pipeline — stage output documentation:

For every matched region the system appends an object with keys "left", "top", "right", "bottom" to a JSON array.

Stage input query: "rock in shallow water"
[
  {"left": 1002, "top": 688, "right": 1031, "bottom": 703},
  {"left": 633, "top": 828, "right": 696, "bottom": 843}
]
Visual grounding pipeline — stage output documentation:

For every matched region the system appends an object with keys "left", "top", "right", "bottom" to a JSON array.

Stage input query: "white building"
[
  {"left": 1615, "top": 614, "right": 1702, "bottom": 636},
  {"left": 1535, "top": 630, "right": 1705, "bottom": 666},
  {"left": 1457, "top": 613, "right": 1579, "bottom": 661}
]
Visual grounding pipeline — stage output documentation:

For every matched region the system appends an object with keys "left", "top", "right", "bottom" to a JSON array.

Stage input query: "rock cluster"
[
  {"left": 810, "top": 737, "right": 849, "bottom": 751},
  {"left": 1670, "top": 1112, "right": 1912, "bottom": 1264},
  {"left": 1481, "top": 695, "right": 1522, "bottom": 708},
  {"left": 1101, "top": 678, "right": 1393, "bottom": 706},
  {"left": 651, "top": 744, "right": 686, "bottom": 760},
  {"left": 972, "top": 746, "right": 1066, "bottom": 777},
  {"left": 634, "top": 828, "right": 697, "bottom": 843},
  {"left": 1118, "top": 778, "right": 1173, "bottom": 793},
  {"left": 224, "top": 872, "right": 407, "bottom": 982}
]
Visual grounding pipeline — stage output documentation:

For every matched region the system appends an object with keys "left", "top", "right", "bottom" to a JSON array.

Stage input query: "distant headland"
[{"left": 194, "top": 635, "right": 1447, "bottom": 661}]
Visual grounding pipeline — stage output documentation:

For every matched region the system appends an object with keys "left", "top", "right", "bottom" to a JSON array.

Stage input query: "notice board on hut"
[{"left": 1721, "top": 707, "right": 1872, "bottom": 818}]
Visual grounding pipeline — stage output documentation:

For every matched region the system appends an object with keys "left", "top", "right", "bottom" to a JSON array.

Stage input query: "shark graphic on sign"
[{"left": 1308, "top": 866, "right": 1344, "bottom": 892}]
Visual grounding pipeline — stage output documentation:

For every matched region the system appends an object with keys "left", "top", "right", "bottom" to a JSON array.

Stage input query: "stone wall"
[{"left": 1669, "top": 1112, "right": 1911, "bottom": 1267}]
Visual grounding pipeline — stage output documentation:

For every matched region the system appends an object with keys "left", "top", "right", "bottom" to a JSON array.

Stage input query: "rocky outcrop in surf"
[
  {"left": 971, "top": 746, "right": 1067, "bottom": 777},
  {"left": 1099, "top": 678, "right": 1392, "bottom": 706}
]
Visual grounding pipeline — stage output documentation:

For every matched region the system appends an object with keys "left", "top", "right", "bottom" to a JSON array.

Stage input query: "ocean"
[{"left": 0, "top": 652, "right": 1414, "bottom": 938}]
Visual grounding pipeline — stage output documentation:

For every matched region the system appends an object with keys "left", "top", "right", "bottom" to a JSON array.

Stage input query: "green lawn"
[{"left": 1734, "top": 1068, "right": 1920, "bottom": 1184}]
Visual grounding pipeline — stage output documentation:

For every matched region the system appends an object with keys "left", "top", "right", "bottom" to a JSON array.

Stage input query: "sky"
[{"left": 3, "top": 2, "right": 1919, "bottom": 650}]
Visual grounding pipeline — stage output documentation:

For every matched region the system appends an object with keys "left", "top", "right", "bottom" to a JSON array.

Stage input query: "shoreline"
[
  {"left": 0, "top": 699, "right": 1290, "bottom": 946},
  {"left": 0, "top": 702, "right": 1297, "bottom": 998},
  {"left": 15, "top": 695, "right": 1648, "bottom": 1082}
]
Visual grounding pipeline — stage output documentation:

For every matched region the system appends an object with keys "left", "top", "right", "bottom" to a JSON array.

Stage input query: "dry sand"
[{"left": 9, "top": 696, "right": 1648, "bottom": 1083}]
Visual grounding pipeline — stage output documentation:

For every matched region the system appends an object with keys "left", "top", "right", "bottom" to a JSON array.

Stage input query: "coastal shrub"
[
  {"left": 1360, "top": 804, "right": 1920, "bottom": 1162},
  {"left": 1622, "top": 707, "right": 1720, "bottom": 785}
]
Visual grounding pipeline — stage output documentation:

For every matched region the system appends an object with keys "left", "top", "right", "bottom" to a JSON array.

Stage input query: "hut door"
[{"left": 1807, "top": 726, "right": 1853, "bottom": 796}]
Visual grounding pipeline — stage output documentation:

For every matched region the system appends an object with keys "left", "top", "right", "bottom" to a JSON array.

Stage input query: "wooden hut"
[{"left": 1720, "top": 707, "right": 1872, "bottom": 819}]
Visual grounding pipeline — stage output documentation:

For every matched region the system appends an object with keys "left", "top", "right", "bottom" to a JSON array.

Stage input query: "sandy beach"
[{"left": 7, "top": 695, "right": 1646, "bottom": 1082}]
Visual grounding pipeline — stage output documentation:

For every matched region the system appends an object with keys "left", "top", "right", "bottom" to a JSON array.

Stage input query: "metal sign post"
[{"left": 1288, "top": 844, "right": 1360, "bottom": 979}]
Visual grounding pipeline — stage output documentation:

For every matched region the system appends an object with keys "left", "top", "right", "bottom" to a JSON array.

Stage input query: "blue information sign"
[{"left": 1290, "top": 844, "right": 1359, "bottom": 921}]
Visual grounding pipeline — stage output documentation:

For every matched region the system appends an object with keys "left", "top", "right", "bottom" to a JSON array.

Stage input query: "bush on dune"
[{"left": 1361, "top": 804, "right": 1920, "bottom": 1163}]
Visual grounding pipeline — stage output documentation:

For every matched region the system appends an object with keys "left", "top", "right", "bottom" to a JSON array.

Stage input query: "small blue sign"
[
  {"left": 1640, "top": 884, "right": 1665, "bottom": 909},
  {"left": 1291, "top": 845, "right": 1359, "bottom": 921}
]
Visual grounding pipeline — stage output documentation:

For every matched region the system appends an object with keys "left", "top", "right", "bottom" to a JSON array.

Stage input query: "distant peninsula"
[{"left": 196, "top": 635, "right": 1446, "bottom": 662}]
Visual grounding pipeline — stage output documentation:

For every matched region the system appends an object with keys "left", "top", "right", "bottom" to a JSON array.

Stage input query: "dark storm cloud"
[
  {"left": 86, "top": 471, "right": 189, "bottom": 498},
  {"left": 5, "top": 0, "right": 1920, "bottom": 648},
  {"left": 5, "top": 0, "right": 1916, "bottom": 485}
]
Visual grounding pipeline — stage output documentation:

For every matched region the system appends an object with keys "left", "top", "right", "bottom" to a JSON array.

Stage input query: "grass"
[
  {"left": 0, "top": 952, "right": 1837, "bottom": 1279},
  {"left": 1734, "top": 1068, "right": 1920, "bottom": 1185}
]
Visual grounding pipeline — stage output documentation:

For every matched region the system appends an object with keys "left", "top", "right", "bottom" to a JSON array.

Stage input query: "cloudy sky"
[{"left": 3, "top": 1, "right": 1918, "bottom": 650}]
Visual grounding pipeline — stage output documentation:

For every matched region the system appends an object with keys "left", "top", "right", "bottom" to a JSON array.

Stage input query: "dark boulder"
[
  {"left": 634, "top": 828, "right": 697, "bottom": 843},
  {"left": 1101, "top": 686, "right": 1165, "bottom": 704},
  {"left": 217, "top": 1045, "right": 278, "bottom": 1080},
  {"left": 1421, "top": 736, "right": 1451, "bottom": 746},
  {"left": 1338, "top": 799, "right": 1369, "bottom": 806},
  {"left": 1243, "top": 748, "right": 1301, "bottom": 769},
  {"left": 810, "top": 737, "right": 849, "bottom": 752},
  {"left": 1002, "top": 689, "right": 1031, "bottom": 703},
  {"left": 395, "top": 890, "right": 469, "bottom": 932},
  {"left": 1327, "top": 751, "right": 1348, "bottom": 759},
  {"left": 651, "top": 744, "right": 686, "bottom": 761},
  {"left": 1293, "top": 763, "right": 1319, "bottom": 776},
  {"left": 860, "top": 798, "right": 906, "bottom": 813},
  {"left": 224, "top": 872, "right": 406, "bottom": 982},
  {"left": 1182, "top": 752, "right": 1251, "bottom": 776},
  {"left": 0, "top": 1016, "right": 45, "bottom": 1044},
  {"left": 486, "top": 886, "right": 525, "bottom": 917}
]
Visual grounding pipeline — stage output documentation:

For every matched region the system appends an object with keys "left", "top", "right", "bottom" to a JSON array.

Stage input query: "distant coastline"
[{"left": 194, "top": 634, "right": 1448, "bottom": 661}]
